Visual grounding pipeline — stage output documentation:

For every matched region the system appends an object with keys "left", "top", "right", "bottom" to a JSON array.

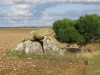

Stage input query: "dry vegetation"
[{"left": 0, "top": 28, "right": 87, "bottom": 75}]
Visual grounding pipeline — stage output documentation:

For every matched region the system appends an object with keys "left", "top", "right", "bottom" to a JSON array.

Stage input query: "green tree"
[
  {"left": 53, "top": 18, "right": 75, "bottom": 34},
  {"left": 57, "top": 27, "right": 84, "bottom": 44},
  {"left": 53, "top": 18, "right": 84, "bottom": 44},
  {"left": 75, "top": 14, "right": 100, "bottom": 43}
]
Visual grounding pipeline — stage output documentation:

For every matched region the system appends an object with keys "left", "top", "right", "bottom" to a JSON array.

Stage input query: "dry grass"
[{"left": 0, "top": 28, "right": 86, "bottom": 75}]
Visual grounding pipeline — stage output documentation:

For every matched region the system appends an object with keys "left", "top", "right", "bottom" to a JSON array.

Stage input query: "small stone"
[
  {"left": 32, "top": 65, "right": 35, "bottom": 67},
  {"left": 14, "top": 68, "right": 17, "bottom": 70},
  {"left": 28, "top": 57, "right": 32, "bottom": 59}
]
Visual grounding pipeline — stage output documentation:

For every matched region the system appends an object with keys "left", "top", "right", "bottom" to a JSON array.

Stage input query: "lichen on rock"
[{"left": 23, "top": 28, "right": 54, "bottom": 41}]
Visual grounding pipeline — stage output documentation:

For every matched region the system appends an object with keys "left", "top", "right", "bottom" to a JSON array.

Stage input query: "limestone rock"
[
  {"left": 15, "top": 36, "right": 66, "bottom": 56},
  {"left": 15, "top": 40, "right": 43, "bottom": 55},
  {"left": 42, "top": 36, "right": 66, "bottom": 55}
]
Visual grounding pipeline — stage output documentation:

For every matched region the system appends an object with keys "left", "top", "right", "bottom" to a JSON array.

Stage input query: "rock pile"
[
  {"left": 15, "top": 29, "right": 80, "bottom": 56},
  {"left": 15, "top": 36, "right": 67, "bottom": 55}
]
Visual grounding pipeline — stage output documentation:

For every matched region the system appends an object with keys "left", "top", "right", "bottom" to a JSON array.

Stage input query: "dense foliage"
[
  {"left": 75, "top": 14, "right": 100, "bottom": 43},
  {"left": 53, "top": 14, "right": 100, "bottom": 44},
  {"left": 53, "top": 18, "right": 84, "bottom": 44}
]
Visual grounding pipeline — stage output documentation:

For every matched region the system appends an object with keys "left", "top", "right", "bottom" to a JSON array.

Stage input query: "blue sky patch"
[{"left": 0, "top": 0, "right": 100, "bottom": 27}]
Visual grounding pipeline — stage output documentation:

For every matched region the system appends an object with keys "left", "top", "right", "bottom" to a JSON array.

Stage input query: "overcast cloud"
[{"left": 0, "top": 0, "right": 100, "bottom": 27}]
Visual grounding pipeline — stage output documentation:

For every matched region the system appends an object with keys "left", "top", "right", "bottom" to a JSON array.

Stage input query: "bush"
[
  {"left": 57, "top": 27, "right": 84, "bottom": 44},
  {"left": 75, "top": 14, "right": 100, "bottom": 43},
  {"left": 53, "top": 18, "right": 84, "bottom": 44},
  {"left": 53, "top": 14, "right": 100, "bottom": 44},
  {"left": 53, "top": 18, "right": 75, "bottom": 35}
]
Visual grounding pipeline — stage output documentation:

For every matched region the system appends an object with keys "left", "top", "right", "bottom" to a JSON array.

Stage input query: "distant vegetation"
[{"left": 53, "top": 14, "right": 100, "bottom": 44}]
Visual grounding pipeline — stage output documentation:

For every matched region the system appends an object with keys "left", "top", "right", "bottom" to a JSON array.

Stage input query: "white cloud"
[
  {"left": 41, "top": 12, "right": 52, "bottom": 20},
  {"left": 10, "top": 4, "right": 32, "bottom": 16},
  {"left": 1, "top": 0, "right": 20, "bottom": 5},
  {"left": 1, "top": 0, "right": 100, "bottom": 5},
  {"left": 13, "top": 4, "right": 30, "bottom": 9},
  {"left": 23, "top": 0, "right": 100, "bottom": 3},
  {"left": 0, "top": 10, "right": 7, "bottom": 16},
  {"left": 0, "top": 0, "right": 100, "bottom": 27}
]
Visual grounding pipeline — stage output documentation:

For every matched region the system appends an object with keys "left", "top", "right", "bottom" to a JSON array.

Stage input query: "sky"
[{"left": 0, "top": 0, "right": 100, "bottom": 27}]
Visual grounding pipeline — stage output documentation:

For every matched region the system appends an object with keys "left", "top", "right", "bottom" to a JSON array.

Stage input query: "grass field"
[
  {"left": 86, "top": 52, "right": 100, "bottom": 75},
  {"left": 0, "top": 28, "right": 99, "bottom": 75}
]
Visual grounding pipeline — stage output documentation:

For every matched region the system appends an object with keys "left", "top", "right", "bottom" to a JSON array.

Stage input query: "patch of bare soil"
[
  {"left": 0, "top": 28, "right": 87, "bottom": 75},
  {"left": 0, "top": 28, "right": 33, "bottom": 55},
  {"left": 0, "top": 57, "right": 86, "bottom": 75}
]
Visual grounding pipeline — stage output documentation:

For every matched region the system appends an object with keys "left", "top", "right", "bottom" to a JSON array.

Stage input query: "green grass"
[
  {"left": 4, "top": 50, "right": 87, "bottom": 61},
  {"left": 68, "top": 52, "right": 100, "bottom": 75},
  {"left": 5, "top": 50, "right": 31, "bottom": 58},
  {"left": 5, "top": 50, "right": 67, "bottom": 61},
  {"left": 87, "top": 54, "right": 100, "bottom": 75},
  {"left": 62, "top": 52, "right": 100, "bottom": 75}
]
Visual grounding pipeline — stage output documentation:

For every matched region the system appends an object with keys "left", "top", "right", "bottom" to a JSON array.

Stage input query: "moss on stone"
[{"left": 23, "top": 28, "right": 54, "bottom": 41}]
